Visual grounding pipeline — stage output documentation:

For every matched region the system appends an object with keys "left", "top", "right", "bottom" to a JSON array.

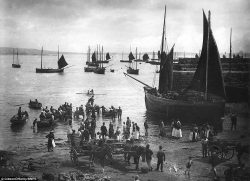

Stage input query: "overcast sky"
[{"left": 0, "top": 0, "right": 249, "bottom": 53}]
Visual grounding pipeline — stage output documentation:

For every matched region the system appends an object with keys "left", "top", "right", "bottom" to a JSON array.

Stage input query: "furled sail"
[
  {"left": 128, "top": 52, "right": 135, "bottom": 61},
  {"left": 158, "top": 45, "right": 174, "bottom": 93},
  {"left": 187, "top": 11, "right": 226, "bottom": 98},
  {"left": 106, "top": 53, "right": 111, "bottom": 60},
  {"left": 92, "top": 52, "right": 96, "bottom": 62},
  {"left": 58, "top": 55, "right": 68, "bottom": 69}
]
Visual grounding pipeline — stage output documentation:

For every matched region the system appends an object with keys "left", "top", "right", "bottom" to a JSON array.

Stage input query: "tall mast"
[
  {"left": 41, "top": 46, "right": 43, "bottom": 69},
  {"left": 96, "top": 45, "right": 98, "bottom": 62},
  {"left": 102, "top": 46, "right": 103, "bottom": 68},
  {"left": 229, "top": 28, "right": 232, "bottom": 73},
  {"left": 16, "top": 48, "right": 18, "bottom": 64},
  {"left": 205, "top": 11, "right": 211, "bottom": 100},
  {"left": 160, "top": 5, "right": 166, "bottom": 54},
  {"left": 13, "top": 49, "right": 14, "bottom": 64},
  {"left": 136, "top": 47, "right": 137, "bottom": 59},
  {"left": 58, "top": 45, "right": 59, "bottom": 61}
]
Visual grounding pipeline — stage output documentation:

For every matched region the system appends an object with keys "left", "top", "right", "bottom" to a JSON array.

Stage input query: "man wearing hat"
[{"left": 46, "top": 130, "right": 55, "bottom": 152}]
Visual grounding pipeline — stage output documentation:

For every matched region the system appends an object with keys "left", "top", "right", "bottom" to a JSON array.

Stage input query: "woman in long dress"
[
  {"left": 135, "top": 123, "right": 140, "bottom": 139},
  {"left": 171, "top": 120, "right": 177, "bottom": 137},
  {"left": 175, "top": 119, "right": 182, "bottom": 138}
]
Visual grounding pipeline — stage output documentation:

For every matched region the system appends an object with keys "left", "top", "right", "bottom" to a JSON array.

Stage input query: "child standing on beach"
[
  {"left": 185, "top": 157, "right": 193, "bottom": 176},
  {"left": 156, "top": 145, "right": 165, "bottom": 172}
]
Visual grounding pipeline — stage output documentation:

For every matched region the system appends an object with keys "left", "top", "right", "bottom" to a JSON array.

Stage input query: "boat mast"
[
  {"left": 102, "top": 46, "right": 103, "bottom": 68},
  {"left": 41, "top": 46, "right": 43, "bottom": 69},
  {"left": 96, "top": 45, "right": 98, "bottom": 62},
  {"left": 229, "top": 28, "right": 232, "bottom": 74},
  {"left": 13, "top": 49, "right": 14, "bottom": 64},
  {"left": 160, "top": 6, "right": 166, "bottom": 54},
  {"left": 17, "top": 48, "right": 19, "bottom": 65},
  {"left": 136, "top": 47, "right": 137, "bottom": 69},
  {"left": 205, "top": 11, "right": 211, "bottom": 101},
  {"left": 58, "top": 45, "right": 59, "bottom": 61}
]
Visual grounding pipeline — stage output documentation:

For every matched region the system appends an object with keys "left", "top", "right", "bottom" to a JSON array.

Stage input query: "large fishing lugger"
[
  {"left": 125, "top": 8, "right": 226, "bottom": 127},
  {"left": 36, "top": 46, "right": 68, "bottom": 73}
]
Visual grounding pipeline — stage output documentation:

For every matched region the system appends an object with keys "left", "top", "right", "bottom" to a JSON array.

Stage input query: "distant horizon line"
[{"left": 0, "top": 46, "right": 249, "bottom": 57}]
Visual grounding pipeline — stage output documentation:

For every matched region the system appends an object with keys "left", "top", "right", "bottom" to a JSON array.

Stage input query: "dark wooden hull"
[
  {"left": 94, "top": 67, "right": 105, "bottom": 74},
  {"left": 225, "top": 85, "right": 248, "bottom": 103},
  {"left": 127, "top": 68, "right": 139, "bottom": 75},
  {"left": 86, "top": 62, "right": 99, "bottom": 66},
  {"left": 110, "top": 69, "right": 114, "bottom": 72},
  {"left": 120, "top": 60, "right": 132, "bottom": 63},
  {"left": 148, "top": 61, "right": 160, "bottom": 65},
  {"left": 36, "top": 68, "right": 63, "bottom": 73},
  {"left": 12, "top": 64, "right": 21, "bottom": 68},
  {"left": 29, "top": 101, "right": 42, "bottom": 109},
  {"left": 84, "top": 67, "right": 96, "bottom": 72},
  {"left": 10, "top": 115, "right": 27, "bottom": 126},
  {"left": 144, "top": 87, "right": 225, "bottom": 128},
  {"left": 134, "top": 59, "right": 144, "bottom": 62},
  {"left": 95, "top": 60, "right": 109, "bottom": 63}
]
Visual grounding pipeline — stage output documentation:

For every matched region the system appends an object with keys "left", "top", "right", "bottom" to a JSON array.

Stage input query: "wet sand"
[{"left": 2, "top": 112, "right": 249, "bottom": 181}]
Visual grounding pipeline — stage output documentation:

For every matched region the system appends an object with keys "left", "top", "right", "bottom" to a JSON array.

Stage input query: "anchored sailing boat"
[
  {"left": 36, "top": 46, "right": 68, "bottom": 73},
  {"left": 12, "top": 49, "right": 21, "bottom": 68},
  {"left": 85, "top": 46, "right": 98, "bottom": 72},
  {"left": 120, "top": 52, "right": 132, "bottom": 63},
  {"left": 127, "top": 51, "right": 139, "bottom": 75},
  {"left": 94, "top": 45, "right": 105, "bottom": 74},
  {"left": 125, "top": 8, "right": 226, "bottom": 126},
  {"left": 148, "top": 51, "right": 160, "bottom": 65}
]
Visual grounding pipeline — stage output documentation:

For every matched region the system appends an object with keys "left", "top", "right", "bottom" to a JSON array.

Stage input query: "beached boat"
[
  {"left": 10, "top": 113, "right": 28, "bottom": 126},
  {"left": 142, "top": 53, "right": 149, "bottom": 62},
  {"left": 29, "top": 100, "right": 42, "bottom": 109},
  {"left": 12, "top": 49, "right": 21, "bottom": 68},
  {"left": 36, "top": 46, "right": 68, "bottom": 73},
  {"left": 126, "top": 51, "right": 139, "bottom": 75},
  {"left": 125, "top": 8, "right": 226, "bottom": 127}
]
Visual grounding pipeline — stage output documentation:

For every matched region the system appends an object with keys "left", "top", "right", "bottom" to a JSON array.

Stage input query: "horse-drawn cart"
[
  {"left": 208, "top": 139, "right": 236, "bottom": 160},
  {"left": 68, "top": 135, "right": 144, "bottom": 169}
]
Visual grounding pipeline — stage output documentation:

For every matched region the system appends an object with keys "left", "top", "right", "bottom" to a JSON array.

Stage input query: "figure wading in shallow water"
[{"left": 46, "top": 131, "right": 55, "bottom": 152}]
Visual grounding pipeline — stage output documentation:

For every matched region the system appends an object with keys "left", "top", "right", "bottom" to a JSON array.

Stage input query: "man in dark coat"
[{"left": 101, "top": 122, "right": 107, "bottom": 140}]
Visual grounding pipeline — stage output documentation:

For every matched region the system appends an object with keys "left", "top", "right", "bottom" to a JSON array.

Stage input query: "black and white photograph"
[{"left": 0, "top": 0, "right": 249, "bottom": 180}]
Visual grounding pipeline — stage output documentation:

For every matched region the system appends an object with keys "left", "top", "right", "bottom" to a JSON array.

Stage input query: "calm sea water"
[{"left": 0, "top": 53, "right": 164, "bottom": 150}]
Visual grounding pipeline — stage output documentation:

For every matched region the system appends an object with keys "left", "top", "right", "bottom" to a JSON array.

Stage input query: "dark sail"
[
  {"left": 106, "top": 53, "right": 111, "bottom": 60},
  {"left": 143, "top": 53, "right": 149, "bottom": 61},
  {"left": 58, "top": 55, "right": 68, "bottom": 69},
  {"left": 92, "top": 52, "right": 96, "bottom": 62},
  {"left": 128, "top": 52, "right": 135, "bottom": 61},
  {"left": 158, "top": 46, "right": 174, "bottom": 93},
  {"left": 187, "top": 11, "right": 226, "bottom": 98}
]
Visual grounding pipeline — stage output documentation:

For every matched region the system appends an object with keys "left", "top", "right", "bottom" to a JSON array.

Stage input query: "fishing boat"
[
  {"left": 95, "top": 52, "right": 110, "bottom": 63},
  {"left": 94, "top": 45, "right": 105, "bottom": 74},
  {"left": 10, "top": 112, "right": 28, "bottom": 126},
  {"left": 36, "top": 46, "right": 68, "bottom": 73},
  {"left": 29, "top": 99, "right": 42, "bottom": 109},
  {"left": 84, "top": 46, "right": 98, "bottom": 72},
  {"left": 147, "top": 51, "right": 160, "bottom": 65},
  {"left": 125, "top": 8, "right": 226, "bottom": 127},
  {"left": 134, "top": 49, "right": 143, "bottom": 62},
  {"left": 126, "top": 51, "right": 139, "bottom": 75},
  {"left": 12, "top": 49, "right": 21, "bottom": 68},
  {"left": 120, "top": 52, "right": 132, "bottom": 63}
]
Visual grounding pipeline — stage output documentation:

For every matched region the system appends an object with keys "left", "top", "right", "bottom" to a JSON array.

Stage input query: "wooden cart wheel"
[
  {"left": 209, "top": 145, "right": 223, "bottom": 159},
  {"left": 70, "top": 148, "right": 78, "bottom": 165},
  {"left": 223, "top": 147, "right": 234, "bottom": 160}
]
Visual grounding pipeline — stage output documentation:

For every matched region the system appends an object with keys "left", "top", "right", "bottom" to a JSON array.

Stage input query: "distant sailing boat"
[
  {"left": 135, "top": 48, "right": 143, "bottom": 62},
  {"left": 125, "top": 8, "right": 226, "bottom": 126},
  {"left": 120, "top": 52, "right": 132, "bottom": 63},
  {"left": 12, "top": 48, "right": 21, "bottom": 68},
  {"left": 36, "top": 46, "right": 68, "bottom": 73},
  {"left": 94, "top": 45, "right": 105, "bottom": 74},
  {"left": 148, "top": 51, "right": 160, "bottom": 65},
  {"left": 127, "top": 50, "right": 139, "bottom": 75},
  {"left": 85, "top": 46, "right": 97, "bottom": 72}
]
